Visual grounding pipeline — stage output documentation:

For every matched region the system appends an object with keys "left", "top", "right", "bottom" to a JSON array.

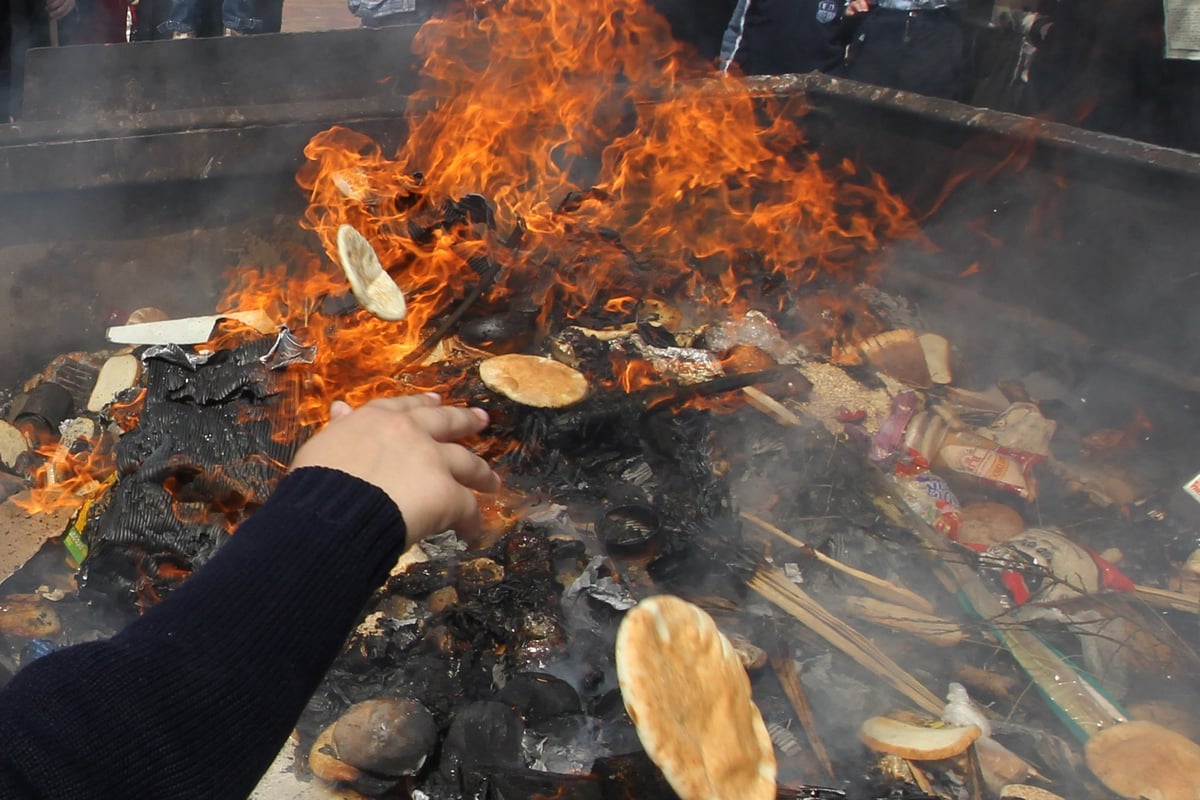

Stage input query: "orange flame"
[
  {"left": 220, "top": 0, "right": 916, "bottom": 418},
  {"left": 13, "top": 436, "right": 118, "bottom": 514},
  {"left": 21, "top": 0, "right": 921, "bottom": 521},
  {"left": 614, "top": 356, "right": 661, "bottom": 395}
]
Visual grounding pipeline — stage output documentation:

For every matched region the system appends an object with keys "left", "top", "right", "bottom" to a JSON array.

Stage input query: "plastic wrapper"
[
  {"left": 935, "top": 430, "right": 1042, "bottom": 500},
  {"left": 983, "top": 402, "right": 1057, "bottom": 457},
  {"left": 980, "top": 527, "right": 1135, "bottom": 606},
  {"left": 891, "top": 471, "right": 962, "bottom": 537},
  {"left": 902, "top": 409, "right": 948, "bottom": 467},
  {"left": 705, "top": 310, "right": 804, "bottom": 363},
  {"left": 1184, "top": 469, "right": 1200, "bottom": 505},
  {"left": 869, "top": 390, "right": 918, "bottom": 462}
]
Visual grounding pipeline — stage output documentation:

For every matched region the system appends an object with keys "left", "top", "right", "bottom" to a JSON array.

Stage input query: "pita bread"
[
  {"left": 615, "top": 595, "right": 776, "bottom": 800},
  {"left": 336, "top": 224, "right": 407, "bottom": 321},
  {"left": 859, "top": 329, "right": 933, "bottom": 388},
  {"left": 479, "top": 354, "right": 589, "bottom": 408},
  {"left": 999, "top": 787, "right": 1066, "bottom": 800},
  {"left": 87, "top": 354, "right": 142, "bottom": 412},
  {"left": 918, "top": 333, "right": 953, "bottom": 385},
  {"left": 859, "top": 715, "right": 981, "bottom": 760},
  {"left": 1085, "top": 720, "right": 1200, "bottom": 800}
]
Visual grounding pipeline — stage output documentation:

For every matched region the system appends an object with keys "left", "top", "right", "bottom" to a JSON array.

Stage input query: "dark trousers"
[
  {"left": 840, "top": 7, "right": 967, "bottom": 101},
  {"left": 4, "top": 0, "right": 54, "bottom": 120}
]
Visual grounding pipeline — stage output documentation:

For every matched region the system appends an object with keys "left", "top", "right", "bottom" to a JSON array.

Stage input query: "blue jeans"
[{"left": 158, "top": 0, "right": 263, "bottom": 34}]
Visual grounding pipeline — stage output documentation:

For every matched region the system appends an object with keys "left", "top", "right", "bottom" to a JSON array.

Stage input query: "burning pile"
[{"left": 1, "top": 0, "right": 1200, "bottom": 799}]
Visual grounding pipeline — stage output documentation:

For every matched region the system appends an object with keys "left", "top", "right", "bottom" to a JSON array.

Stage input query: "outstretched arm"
[{"left": 0, "top": 395, "right": 497, "bottom": 800}]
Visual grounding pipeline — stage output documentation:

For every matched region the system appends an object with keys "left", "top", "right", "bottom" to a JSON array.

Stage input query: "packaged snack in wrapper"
[
  {"left": 903, "top": 410, "right": 949, "bottom": 467},
  {"left": 935, "top": 430, "right": 1041, "bottom": 501},
  {"left": 983, "top": 402, "right": 1056, "bottom": 457},
  {"left": 1183, "top": 470, "right": 1200, "bottom": 505},
  {"left": 892, "top": 471, "right": 962, "bottom": 537}
]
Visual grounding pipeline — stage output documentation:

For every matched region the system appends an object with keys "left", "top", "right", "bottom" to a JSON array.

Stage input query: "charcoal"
[
  {"left": 634, "top": 321, "right": 677, "bottom": 348},
  {"left": 457, "top": 768, "right": 604, "bottom": 800},
  {"left": 458, "top": 312, "right": 537, "bottom": 354},
  {"left": 446, "top": 193, "right": 494, "bottom": 229},
  {"left": 549, "top": 536, "right": 588, "bottom": 565},
  {"left": 501, "top": 531, "right": 554, "bottom": 575},
  {"left": 456, "top": 557, "right": 505, "bottom": 597},
  {"left": 589, "top": 688, "right": 628, "bottom": 722},
  {"left": 318, "top": 291, "right": 360, "bottom": 317},
  {"left": 524, "top": 713, "right": 598, "bottom": 774},
  {"left": 512, "top": 611, "right": 568, "bottom": 671},
  {"left": 388, "top": 559, "right": 458, "bottom": 597},
  {"left": 440, "top": 700, "right": 526, "bottom": 782},
  {"left": 590, "top": 751, "right": 680, "bottom": 799},
  {"left": 775, "top": 789, "right": 848, "bottom": 800},
  {"left": 598, "top": 504, "right": 662, "bottom": 556},
  {"left": 496, "top": 672, "right": 582, "bottom": 724}
]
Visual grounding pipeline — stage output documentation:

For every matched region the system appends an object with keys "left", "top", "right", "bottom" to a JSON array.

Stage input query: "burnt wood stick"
[
  {"left": 397, "top": 255, "right": 505, "bottom": 370},
  {"left": 590, "top": 369, "right": 785, "bottom": 421},
  {"left": 503, "top": 369, "right": 785, "bottom": 459},
  {"left": 770, "top": 648, "right": 835, "bottom": 780}
]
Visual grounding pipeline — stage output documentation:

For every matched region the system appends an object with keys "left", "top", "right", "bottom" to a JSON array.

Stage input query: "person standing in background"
[
  {"left": 3, "top": 0, "right": 79, "bottom": 120},
  {"left": 719, "top": 0, "right": 855, "bottom": 77},
  {"left": 75, "top": 0, "right": 129, "bottom": 43},
  {"left": 158, "top": 0, "right": 263, "bottom": 37},
  {"left": 839, "top": 0, "right": 970, "bottom": 100}
]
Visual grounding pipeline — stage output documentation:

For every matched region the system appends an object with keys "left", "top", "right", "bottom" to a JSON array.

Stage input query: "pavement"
[{"left": 280, "top": 0, "right": 360, "bottom": 33}]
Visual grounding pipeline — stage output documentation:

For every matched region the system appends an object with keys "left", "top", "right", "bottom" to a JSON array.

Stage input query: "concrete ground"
[{"left": 280, "top": 0, "right": 360, "bottom": 33}]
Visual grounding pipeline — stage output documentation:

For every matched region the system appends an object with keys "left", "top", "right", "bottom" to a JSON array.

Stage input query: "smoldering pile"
[{"left": 1, "top": 201, "right": 1200, "bottom": 800}]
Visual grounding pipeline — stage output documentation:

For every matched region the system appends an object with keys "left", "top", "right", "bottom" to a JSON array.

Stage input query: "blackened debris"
[{"left": 79, "top": 337, "right": 302, "bottom": 608}]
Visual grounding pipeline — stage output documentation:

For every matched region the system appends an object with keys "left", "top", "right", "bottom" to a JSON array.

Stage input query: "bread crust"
[
  {"left": 615, "top": 595, "right": 777, "bottom": 800},
  {"left": 479, "top": 354, "right": 589, "bottom": 408}
]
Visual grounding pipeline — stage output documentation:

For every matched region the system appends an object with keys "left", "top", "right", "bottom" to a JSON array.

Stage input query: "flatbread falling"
[
  {"left": 478, "top": 354, "right": 589, "bottom": 408},
  {"left": 336, "top": 224, "right": 408, "bottom": 321},
  {"left": 615, "top": 595, "right": 777, "bottom": 800}
]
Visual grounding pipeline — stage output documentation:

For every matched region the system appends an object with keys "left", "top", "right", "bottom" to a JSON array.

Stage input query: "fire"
[
  {"left": 614, "top": 356, "right": 661, "bottom": 395},
  {"left": 24, "top": 0, "right": 922, "bottom": 520},
  {"left": 13, "top": 435, "right": 118, "bottom": 515},
  {"left": 217, "top": 0, "right": 916, "bottom": 419}
]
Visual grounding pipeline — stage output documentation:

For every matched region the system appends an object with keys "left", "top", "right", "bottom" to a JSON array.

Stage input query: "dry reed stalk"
[
  {"left": 742, "top": 511, "right": 935, "bottom": 614},
  {"left": 749, "top": 566, "right": 943, "bottom": 716}
]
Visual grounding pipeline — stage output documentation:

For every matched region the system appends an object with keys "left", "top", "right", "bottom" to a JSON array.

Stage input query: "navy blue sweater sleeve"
[{"left": 0, "top": 466, "right": 408, "bottom": 800}]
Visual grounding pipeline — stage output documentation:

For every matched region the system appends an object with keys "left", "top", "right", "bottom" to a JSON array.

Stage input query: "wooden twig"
[
  {"left": 742, "top": 385, "right": 803, "bottom": 426},
  {"left": 769, "top": 649, "right": 835, "bottom": 780},
  {"left": 842, "top": 595, "right": 966, "bottom": 647},
  {"left": 742, "top": 511, "right": 935, "bottom": 614},
  {"left": 1132, "top": 584, "right": 1200, "bottom": 615},
  {"left": 749, "top": 565, "right": 944, "bottom": 716},
  {"left": 397, "top": 255, "right": 503, "bottom": 370}
]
